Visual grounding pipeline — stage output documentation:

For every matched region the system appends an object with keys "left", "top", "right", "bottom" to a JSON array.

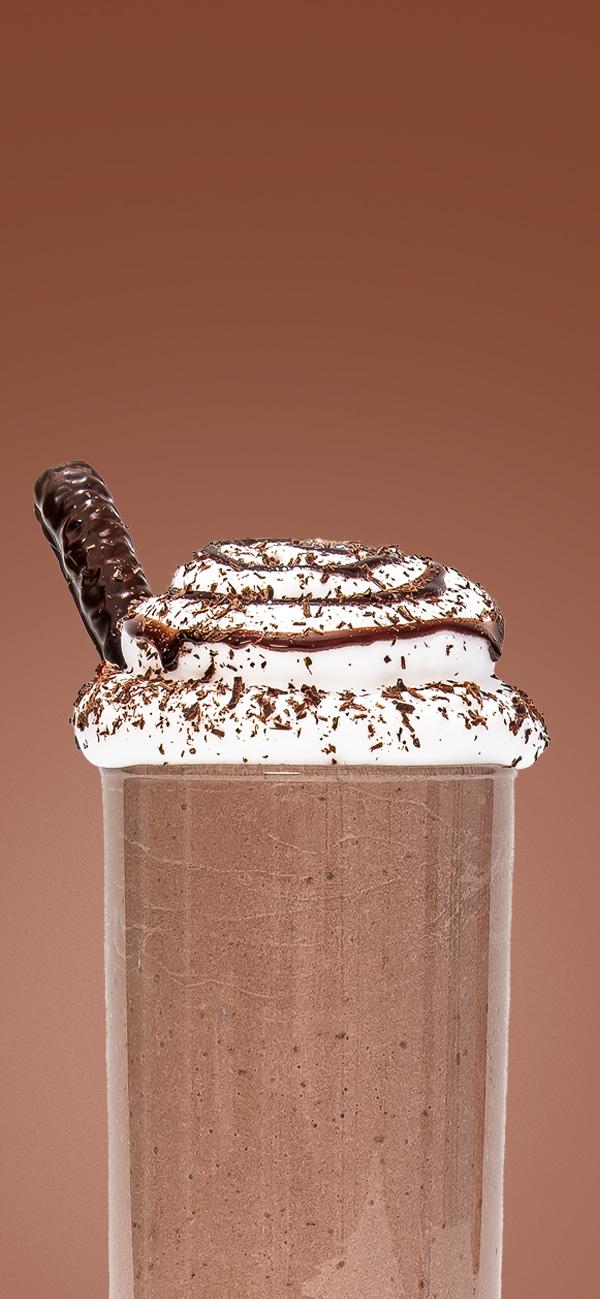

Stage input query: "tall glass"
[{"left": 102, "top": 765, "right": 514, "bottom": 1299}]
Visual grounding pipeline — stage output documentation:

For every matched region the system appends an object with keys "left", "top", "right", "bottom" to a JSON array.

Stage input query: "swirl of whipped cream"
[{"left": 72, "top": 539, "right": 548, "bottom": 768}]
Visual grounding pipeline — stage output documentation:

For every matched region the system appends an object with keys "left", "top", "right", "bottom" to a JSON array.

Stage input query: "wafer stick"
[{"left": 34, "top": 461, "right": 151, "bottom": 666}]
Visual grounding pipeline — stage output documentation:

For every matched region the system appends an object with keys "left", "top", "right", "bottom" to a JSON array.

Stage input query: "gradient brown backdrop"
[{"left": 1, "top": 5, "right": 598, "bottom": 1297}]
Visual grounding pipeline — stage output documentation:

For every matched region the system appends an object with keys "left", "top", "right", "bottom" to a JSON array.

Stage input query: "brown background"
[{"left": 1, "top": 4, "right": 598, "bottom": 1296}]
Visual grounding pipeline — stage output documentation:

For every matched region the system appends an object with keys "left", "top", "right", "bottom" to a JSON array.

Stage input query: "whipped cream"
[{"left": 72, "top": 539, "right": 548, "bottom": 768}]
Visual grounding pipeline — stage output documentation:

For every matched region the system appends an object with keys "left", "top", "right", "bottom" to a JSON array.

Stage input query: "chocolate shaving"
[{"left": 227, "top": 676, "right": 244, "bottom": 710}]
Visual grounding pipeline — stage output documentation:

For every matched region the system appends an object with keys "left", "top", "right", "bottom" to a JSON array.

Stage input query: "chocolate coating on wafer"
[{"left": 34, "top": 461, "right": 151, "bottom": 665}]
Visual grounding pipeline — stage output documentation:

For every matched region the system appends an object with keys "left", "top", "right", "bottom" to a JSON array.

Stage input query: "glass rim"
[{"left": 101, "top": 763, "right": 517, "bottom": 784}]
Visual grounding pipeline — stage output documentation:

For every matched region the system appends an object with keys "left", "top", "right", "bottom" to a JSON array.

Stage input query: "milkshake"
[{"left": 34, "top": 467, "right": 548, "bottom": 1299}]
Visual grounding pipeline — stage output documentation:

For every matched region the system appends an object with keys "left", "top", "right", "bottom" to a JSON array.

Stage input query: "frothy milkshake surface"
[{"left": 73, "top": 539, "right": 548, "bottom": 768}]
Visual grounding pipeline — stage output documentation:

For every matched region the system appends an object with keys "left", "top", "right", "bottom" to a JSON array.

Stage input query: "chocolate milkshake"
[{"left": 34, "top": 469, "right": 548, "bottom": 1299}]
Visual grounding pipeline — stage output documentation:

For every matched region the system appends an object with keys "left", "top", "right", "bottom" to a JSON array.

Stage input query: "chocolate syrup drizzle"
[
  {"left": 199, "top": 539, "right": 442, "bottom": 584},
  {"left": 125, "top": 612, "right": 503, "bottom": 672},
  {"left": 124, "top": 539, "right": 504, "bottom": 671},
  {"left": 34, "top": 461, "right": 151, "bottom": 666},
  {"left": 174, "top": 546, "right": 446, "bottom": 603}
]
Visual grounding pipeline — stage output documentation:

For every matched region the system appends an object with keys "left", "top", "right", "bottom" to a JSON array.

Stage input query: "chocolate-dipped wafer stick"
[{"left": 34, "top": 461, "right": 152, "bottom": 666}]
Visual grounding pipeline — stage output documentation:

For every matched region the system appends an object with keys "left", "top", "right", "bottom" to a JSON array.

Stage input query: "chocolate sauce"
[
  {"left": 171, "top": 566, "right": 446, "bottom": 606},
  {"left": 199, "top": 541, "right": 445, "bottom": 591},
  {"left": 124, "top": 611, "right": 503, "bottom": 672},
  {"left": 34, "top": 461, "right": 151, "bottom": 666},
  {"left": 126, "top": 543, "right": 502, "bottom": 668},
  {"left": 201, "top": 539, "right": 391, "bottom": 575}
]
